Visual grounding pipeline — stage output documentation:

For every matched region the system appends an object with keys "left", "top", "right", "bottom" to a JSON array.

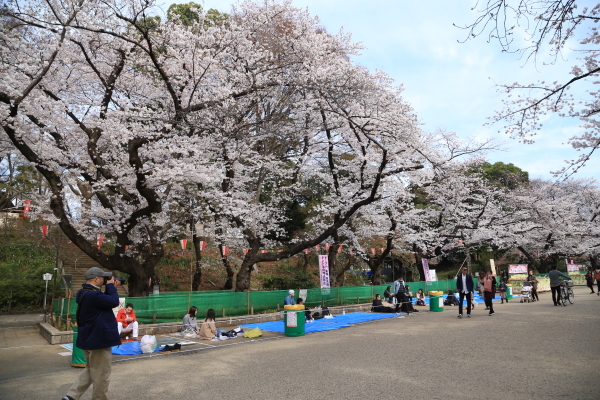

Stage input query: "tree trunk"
[
  {"left": 370, "top": 260, "right": 383, "bottom": 285},
  {"left": 221, "top": 257, "right": 235, "bottom": 290},
  {"left": 336, "top": 254, "right": 355, "bottom": 285},
  {"left": 235, "top": 257, "right": 254, "bottom": 292},
  {"left": 298, "top": 253, "right": 310, "bottom": 273},
  {"left": 191, "top": 231, "right": 202, "bottom": 291},
  {"left": 590, "top": 254, "right": 598, "bottom": 270},
  {"left": 412, "top": 244, "right": 426, "bottom": 281},
  {"left": 328, "top": 247, "right": 338, "bottom": 287}
]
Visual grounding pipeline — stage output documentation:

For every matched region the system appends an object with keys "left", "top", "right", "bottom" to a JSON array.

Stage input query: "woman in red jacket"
[{"left": 116, "top": 303, "right": 139, "bottom": 340}]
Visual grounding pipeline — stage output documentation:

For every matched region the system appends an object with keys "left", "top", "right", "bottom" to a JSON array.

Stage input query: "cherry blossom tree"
[{"left": 461, "top": 1, "right": 600, "bottom": 178}]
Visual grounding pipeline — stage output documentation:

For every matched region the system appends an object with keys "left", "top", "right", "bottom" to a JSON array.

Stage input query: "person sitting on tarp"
[
  {"left": 415, "top": 289, "right": 426, "bottom": 306},
  {"left": 371, "top": 294, "right": 396, "bottom": 313},
  {"left": 199, "top": 308, "right": 221, "bottom": 340},
  {"left": 181, "top": 306, "right": 200, "bottom": 336},
  {"left": 297, "top": 298, "right": 313, "bottom": 322},
  {"left": 384, "top": 286, "right": 395, "bottom": 303},
  {"left": 284, "top": 289, "right": 296, "bottom": 305},
  {"left": 443, "top": 290, "right": 460, "bottom": 306},
  {"left": 116, "top": 302, "right": 139, "bottom": 340}
]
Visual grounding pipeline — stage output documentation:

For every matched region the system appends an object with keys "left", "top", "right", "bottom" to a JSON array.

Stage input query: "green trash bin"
[
  {"left": 71, "top": 326, "right": 87, "bottom": 368},
  {"left": 506, "top": 285, "right": 513, "bottom": 300},
  {"left": 283, "top": 305, "right": 306, "bottom": 337},
  {"left": 429, "top": 291, "right": 444, "bottom": 312}
]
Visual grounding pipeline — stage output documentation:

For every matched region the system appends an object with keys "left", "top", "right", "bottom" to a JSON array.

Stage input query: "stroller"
[{"left": 520, "top": 281, "right": 533, "bottom": 303}]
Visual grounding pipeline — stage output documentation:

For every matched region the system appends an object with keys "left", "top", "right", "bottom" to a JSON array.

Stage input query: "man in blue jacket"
[
  {"left": 62, "top": 267, "right": 121, "bottom": 400},
  {"left": 456, "top": 267, "right": 474, "bottom": 318}
]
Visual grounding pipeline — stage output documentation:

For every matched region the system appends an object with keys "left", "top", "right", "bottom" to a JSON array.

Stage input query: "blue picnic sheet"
[
  {"left": 240, "top": 312, "right": 399, "bottom": 333},
  {"left": 112, "top": 341, "right": 153, "bottom": 355},
  {"left": 318, "top": 312, "right": 398, "bottom": 324},
  {"left": 239, "top": 320, "right": 353, "bottom": 334}
]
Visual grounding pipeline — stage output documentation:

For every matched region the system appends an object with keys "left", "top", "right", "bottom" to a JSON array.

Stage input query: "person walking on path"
[
  {"left": 585, "top": 269, "right": 596, "bottom": 294},
  {"left": 595, "top": 269, "right": 600, "bottom": 296},
  {"left": 483, "top": 269, "right": 497, "bottom": 316},
  {"left": 477, "top": 271, "right": 488, "bottom": 309},
  {"left": 62, "top": 267, "right": 121, "bottom": 400},
  {"left": 393, "top": 276, "right": 418, "bottom": 313},
  {"left": 456, "top": 267, "right": 473, "bottom": 318},
  {"left": 284, "top": 290, "right": 296, "bottom": 305},
  {"left": 527, "top": 270, "right": 539, "bottom": 301},
  {"left": 549, "top": 266, "right": 571, "bottom": 306},
  {"left": 499, "top": 281, "right": 507, "bottom": 304}
]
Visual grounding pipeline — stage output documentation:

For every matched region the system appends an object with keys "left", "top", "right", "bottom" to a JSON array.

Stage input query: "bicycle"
[{"left": 560, "top": 280, "right": 575, "bottom": 306}]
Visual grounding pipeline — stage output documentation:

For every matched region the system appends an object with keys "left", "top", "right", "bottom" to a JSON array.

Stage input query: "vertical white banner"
[
  {"left": 318, "top": 255, "right": 330, "bottom": 289},
  {"left": 299, "top": 289, "right": 308, "bottom": 301},
  {"left": 422, "top": 258, "right": 431, "bottom": 281},
  {"left": 490, "top": 259, "right": 497, "bottom": 276}
]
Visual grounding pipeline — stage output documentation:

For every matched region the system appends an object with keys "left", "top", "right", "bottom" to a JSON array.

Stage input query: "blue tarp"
[
  {"left": 318, "top": 312, "right": 398, "bottom": 324},
  {"left": 239, "top": 320, "right": 353, "bottom": 334},
  {"left": 240, "top": 312, "right": 399, "bottom": 333},
  {"left": 111, "top": 341, "right": 162, "bottom": 355}
]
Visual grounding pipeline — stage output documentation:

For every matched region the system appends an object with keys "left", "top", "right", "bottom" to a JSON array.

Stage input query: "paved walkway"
[{"left": 0, "top": 287, "right": 599, "bottom": 400}]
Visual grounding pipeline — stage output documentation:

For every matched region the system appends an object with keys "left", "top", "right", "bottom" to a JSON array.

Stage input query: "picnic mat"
[
  {"left": 239, "top": 320, "right": 352, "bottom": 334},
  {"left": 111, "top": 339, "right": 197, "bottom": 355},
  {"left": 239, "top": 312, "right": 398, "bottom": 334},
  {"left": 318, "top": 312, "right": 399, "bottom": 324}
]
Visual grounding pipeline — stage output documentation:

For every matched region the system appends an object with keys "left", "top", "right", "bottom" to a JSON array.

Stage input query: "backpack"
[{"left": 395, "top": 281, "right": 406, "bottom": 295}]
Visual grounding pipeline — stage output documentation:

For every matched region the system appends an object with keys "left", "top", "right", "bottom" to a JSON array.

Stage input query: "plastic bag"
[
  {"left": 243, "top": 328, "right": 262, "bottom": 338},
  {"left": 182, "top": 328, "right": 197, "bottom": 339},
  {"left": 140, "top": 335, "right": 157, "bottom": 354}
]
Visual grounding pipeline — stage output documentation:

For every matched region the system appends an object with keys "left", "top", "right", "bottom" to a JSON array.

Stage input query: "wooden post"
[
  {"left": 152, "top": 313, "right": 156, "bottom": 324},
  {"left": 187, "top": 292, "right": 191, "bottom": 312},
  {"left": 251, "top": 306, "right": 254, "bottom": 315},
  {"left": 247, "top": 290, "right": 250, "bottom": 315},
  {"left": 222, "top": 308, "right": 225, "bottom": 318}
]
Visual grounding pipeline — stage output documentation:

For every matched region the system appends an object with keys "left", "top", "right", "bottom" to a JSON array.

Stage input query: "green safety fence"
[{"left": 51, "top": 277, "right": 493, "bottom": 325}]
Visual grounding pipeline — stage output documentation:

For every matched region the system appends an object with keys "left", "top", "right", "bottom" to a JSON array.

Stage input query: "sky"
[{"left": 160, "top": 0, "right": 599, "bottom": 181}]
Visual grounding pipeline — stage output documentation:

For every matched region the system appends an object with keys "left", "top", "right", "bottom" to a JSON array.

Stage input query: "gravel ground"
[{"left": 0, "top": 285, "right": 598, "bottom": 400}]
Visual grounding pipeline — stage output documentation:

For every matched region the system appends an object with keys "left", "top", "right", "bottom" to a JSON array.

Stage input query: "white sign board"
[
  {"left": 508, "top": 264, "right": 528, "bottom": 274},
  {"left": 299, "top": 289, "right": 308, "bottom": 302},
  {"left": 489, "top": 259, "right": 497, "bottom": 276},
  {"left": 318, "top": 255, "right": 330, "bottom": 289},
  {"left": 43, "top": 273, "right": 53, "bottom": 281},
  {"left": 422, "top": 259, "right": 431, "bottom": 281},
  {"left": 113, "top": 297, "right": 126, "bottom": 317},
  {"left": 429, "top": 269, "right": 438, "bottom": 281},
  {"left": 286, "top": 311, "right": 297, "bottom": 327},
  {"left": 566, "top": 264, "right": 580, "bottom": 272}
]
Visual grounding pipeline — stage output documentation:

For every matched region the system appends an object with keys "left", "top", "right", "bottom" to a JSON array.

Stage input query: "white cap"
[{"left": 289, "top": 290, "right": 294, "bottom": 295}]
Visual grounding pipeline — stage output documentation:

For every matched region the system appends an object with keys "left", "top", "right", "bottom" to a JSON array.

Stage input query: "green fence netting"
[{"left": 51, "top": 277, "right": 492, "bottom": 325}]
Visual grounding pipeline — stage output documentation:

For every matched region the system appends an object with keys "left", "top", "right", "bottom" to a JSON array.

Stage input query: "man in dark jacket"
[
  {"left": 62, "top": 267, "right": 121, "bottom": 400},
  {"left": 456, "top": 267, "right": 474, "bottom": 318}
]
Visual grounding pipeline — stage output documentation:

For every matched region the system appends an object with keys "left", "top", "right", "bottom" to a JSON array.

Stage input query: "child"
[
  {"left": 499, "top": 281, "right": 507, "bottom": 303},
  {"left": 415, "top": 289, "right": 426, "bottom": 306}
]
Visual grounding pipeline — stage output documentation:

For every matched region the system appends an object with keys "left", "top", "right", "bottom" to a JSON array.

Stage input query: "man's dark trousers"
[{"left": 459, "top": 292, "right": 472, "bottom": 315}]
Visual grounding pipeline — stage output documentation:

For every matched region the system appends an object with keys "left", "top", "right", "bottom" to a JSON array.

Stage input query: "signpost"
[{"left": 42, "top": 273, "right": 52, "bottom": 309}]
